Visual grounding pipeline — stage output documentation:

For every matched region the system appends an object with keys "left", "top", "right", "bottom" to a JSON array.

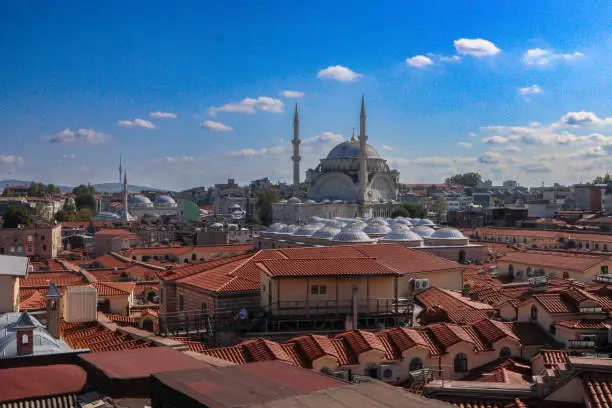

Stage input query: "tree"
[
  {"left": 432, "top": 198, "right": 448, "bottom": 222},
  {"left": 75, "top": 193, "right": 96, "bottom": 213},
  {"left": 256, "top": 188, "right": 280, "bottom": 226},
  {"left": 72, "top": 184, "right": 96, "bottom": 195},
  {"left": 54, "top": 209, "right": 77, "bottom": 222},
  {"left": 2, "top": 205, "right": 32, "bottom": 228},
  {"left": 76, "top": 208, "right": 94, "bottom": 222},
  {"left": 593, "top": 174, "right": 612, "bottom": 184},
  {"left": 45, "top": 184, "right": 59, "bottom": 195},
  {"left": 445, "top": 172, "right": 483, "bottom": 187},
  {"left": 403, "top": 203, "right": 427, "bottom": 219},
  {"left": 391, "top": 207, "right": 410, "bottom": 218}
]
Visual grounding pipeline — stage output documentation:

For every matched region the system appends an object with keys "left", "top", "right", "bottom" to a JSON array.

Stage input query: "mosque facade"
[{"left": 272, "top": 97, "right": 402, "bottom": 224}]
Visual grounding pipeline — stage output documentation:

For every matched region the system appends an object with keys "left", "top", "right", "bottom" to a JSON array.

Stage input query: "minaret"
[
  {"left": 292, "top": 103, "right": 301, "bottom": 197},
  {"left": 358, "top": 95, "right": 368, "bottom": 204},
  {"left": 123, "top": 170, "right": 129, "bottom": 221},
  {"left": 119, "top": 154, "right": 123, "bottom": 184}
]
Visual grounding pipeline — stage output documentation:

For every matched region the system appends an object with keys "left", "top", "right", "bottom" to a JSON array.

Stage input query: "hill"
[{"left": 0, "top": 180, "right": 167, "bottom": 194}]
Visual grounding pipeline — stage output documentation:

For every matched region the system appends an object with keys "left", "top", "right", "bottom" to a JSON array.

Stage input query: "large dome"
[
  {"left": 380, "top": 225, "right": 423, "bottom": 244},
  {"left": 430, "top": 228, "right": 466, "bottom": 240},
  {"left": 293, "top": 224, "right": 320, "bottom": 237},
  {"left": 129, "top": 195, "right": 154, "bottom": 208},
  {"left": 154, "top": 195, "right": 177, "bottom": 207},
  {"left": 331, "top": 225, "right": 375, "bottom": 243},
  {"left": 326, "top": 139, "right": 381, "bottom": 159}
]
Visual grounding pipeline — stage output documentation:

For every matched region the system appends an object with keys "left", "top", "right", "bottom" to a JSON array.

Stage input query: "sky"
[{"left": 2, "top": 1, "right": 612, "bottom": 190}]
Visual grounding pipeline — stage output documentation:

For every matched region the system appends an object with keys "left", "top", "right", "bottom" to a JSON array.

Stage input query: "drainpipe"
[{"left": 351, "top": 285, "right": 358, "bottom": 330}]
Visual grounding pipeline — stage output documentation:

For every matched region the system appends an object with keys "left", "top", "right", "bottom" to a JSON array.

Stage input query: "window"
[
  {"left": 42, "top": 244, "right": 47, "bottom": 251},
  {"left": 50, "top": 300, "right": 56, "bottom": 311},
  {"left": 602, "top": 265, "right": 609, "bottom": 275},
  {"left": 409, "top": 357, "right": 423, "bottom": 371},
  {"left": 319, "top": 285, "right": 327, "bottom": 295},
  {"left": 179, "top": 295, "right": 184, "bottom": 311},
  {"left": 595, "top": 244, "right": 600, "bottom": 250},
  {"left": 40, "top": 235, "right": 45, "bottom": 241},
  {"left": 531, "top": 305, "right": 538, "bottom": 320},
  {"left": 311, "top": 285, "right": 319, "bottom": 295},
  {"left": 21, "top": 334, "right": 29, "bottom": 344},
  {"left": 201, "top": 303, "right": 207, "bottom": 314},
  {"left": 499, "top": 347, "right": 511, "bottom": 358},
  {"left": 454, "top": 353, "right": 468, "bottom": 373},
  {"left": 586, "top": 243, "right": 590, "bottom": 249},
  {"left": 563, "top": 271, "right": 570, "bottom": 279},
  {"left": 605, "top": 245, "right": 609, "bottom": 252}
]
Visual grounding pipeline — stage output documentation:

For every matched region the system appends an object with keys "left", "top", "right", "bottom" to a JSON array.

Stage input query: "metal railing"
[
  {"left": 264, "top": 298, "right": 411, "bottom": 317},
  {"left": 568, "top": 339, "right": 597, "bottom": 349}
]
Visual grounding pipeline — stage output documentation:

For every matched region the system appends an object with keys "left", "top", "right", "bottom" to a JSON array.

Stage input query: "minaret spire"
[
  {"left": 358, "top": 95, "right": 368, "bottom": 204},
  {"left": 119, "top": 154, "right": 123, "bottom": 184},
  {"left": 292, "top": 103, "right": 301, "bottom": 198},
  {"left": 123, "top": 169, "right": 129, "bottom": 221}
]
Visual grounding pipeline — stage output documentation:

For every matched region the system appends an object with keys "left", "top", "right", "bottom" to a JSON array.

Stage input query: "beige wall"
[
  {"left": 0, "top": 275, "right": 18, "bottom": 313},
  {"left": 517, "top": 300, "right": 554, "bottom": 331},
  {"left": 546, "top": 377, "right": 585, "bottom": 403},
  {"left": 499, "top": 302, "right": 517, "bottom": 321},
  {"left": 497, "top": 259, "right": 610, "bottom": 282},
  {"left": 104, "top": 294, "right": 132, "bottom": 315},
  {"left": 398, "top": 268, "right": 463, "bottom": 296},
  {"left": 554, "top": 326, "right": 608, "bottom": 347}
]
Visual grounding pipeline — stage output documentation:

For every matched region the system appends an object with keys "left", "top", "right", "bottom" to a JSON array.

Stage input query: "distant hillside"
[{"left": 0, "top": 180, "right": 167, "bottom": 194}]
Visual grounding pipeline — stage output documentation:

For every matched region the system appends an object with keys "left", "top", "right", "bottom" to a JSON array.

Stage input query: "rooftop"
[{"left": 0, "top": 255, "right": 29, "bottom": 277}]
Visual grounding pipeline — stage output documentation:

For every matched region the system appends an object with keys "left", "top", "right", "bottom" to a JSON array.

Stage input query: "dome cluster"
[
  {"left": 262, "top": 216, "right": 470, "bottom": 248},
  {"left": 129, "top": 194, "right": 177, "bottom": 209}
]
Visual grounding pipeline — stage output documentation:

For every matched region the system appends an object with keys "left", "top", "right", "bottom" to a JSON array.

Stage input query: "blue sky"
[{"left": 2, "top": 0, "right": 612, "bottom": 189}]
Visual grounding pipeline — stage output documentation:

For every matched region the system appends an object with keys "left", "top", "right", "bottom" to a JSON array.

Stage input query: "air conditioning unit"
[
  {"left": 332, "top": 370, "right": 350, "bottom": 381},
  {"left": 379, "top": 364, "right": 400, "bottom": 383},
  {"left": 412, "top": 279, "right": 430, "bottom": 291}
]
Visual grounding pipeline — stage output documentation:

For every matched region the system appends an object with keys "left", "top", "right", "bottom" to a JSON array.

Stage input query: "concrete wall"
[
  {"left": 498, "top": 259, "right": 612, "bottom": 282},
  {"left": 417, "top": 245, "right": 487, "bottom": 263},
  {"left": 546, "top": 377, "right": 585, "bottom": 403},
  {"left": 498, "top": 302, "right": 517, "bottom": 321},
  {"left": 398, "top": 268, "right": 463, "bottom": 295}
]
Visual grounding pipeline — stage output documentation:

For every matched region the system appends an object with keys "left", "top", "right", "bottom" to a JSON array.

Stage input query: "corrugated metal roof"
[{"left": 0, "top": 255, "right": 29, "bottom": 277}]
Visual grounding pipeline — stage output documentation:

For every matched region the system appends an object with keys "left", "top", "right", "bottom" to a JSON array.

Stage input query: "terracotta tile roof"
[
  {"left": 93, "top": 281, "right": 135, "bottom": 296},
  {"left": 201, "top": 346, "right": 247, "bottom": 364},
  {"left": 96, "top": 228, "right": 138, "bottom": 237},
  {"left": 280, "top": 342, "right": 308, "bottom": 368},
  {"left": 20, "top": 274, "right": 85, "bottom": 288},
  {"left": 142, "top": 308, "right": 159, "bottom": 318},
  {"left": 176, "top": 254, "right": 261, "bottom": 293},
  {"left": 417, "top": 287, "right": 492, "bottom": 325},
  {"left": 19, "top": 290, "right": 47, "bottom": 311},
  {"left": 329, "top": 338, "right": 358, "bottom": 365},
  {"left": 103, "top": 313, "right": 139, "bottom": 327},
  {"left": 288, "top": 334, "right": 340, "bottom": 365},
  {"left": 582, "top": 372, "right": 612, "bottom": 408},
  {"left": 557, "top": 319, "right": 610, "bottom": 329},
  {"left": 92, "top": 253, "right": 132, "bottom": 268},
  {"left": 61, "top": 321, "right": 152, "bottom": 352},
  {"left": 19, "top": 290, "right": 47, "bottom": 310},
  {"left": 538, "top": 350, "right": 569, "bottom": 368},
  {"left": 161, "top": 253, "right": 253, "bottom": 281},
  {"left": 354, "top": 244, "right": 462, "bottom": 273},
  {"left": 532, "top": 293, "right": 578, "bottom": 313},
  {"left": 375, "top": 332, "right": 401, "bottom": 360},
  {"left": 257, "top": 258, "right": 399, "bottom": 278},
  {"left": 335, "top": 330, "right": 386, "bottom": 356},
  {"left": 182, "top": 341, "right": 207, "bottom": 353},
  {"left": 123, "top": 244, "right": 254, "bottom": 257},
  {"left": 471, "top": 319, "right": 519, "bottom": 346},
  {"left": 425, "top": 323, "right": 475, "bottom": 352},
  {"left": 121, "top": 263, "right": 159, "bottom": 280},
  {"left": 241, "top": 338, "right": 294, "bottom": 364},
  {"left": 383, "top": 327, "right": 430, "bottom": 353},
  {"left": 499, "top": 251, "right": 605, "bottom": 273},
  {"left": 460, "top": 358, "right": 532, "bottom": 385}
]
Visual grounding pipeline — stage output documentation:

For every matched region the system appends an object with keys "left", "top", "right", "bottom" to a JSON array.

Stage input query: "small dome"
[
  {"left": 411, "top": 225, "right": 436, "bottom": 237},
  {"left": 129, "top": 195, "right": 154, "bottom": 207},
  {"left": 325, "top": 219, "right": 346, "bottom": 229},
  {"left": 380, "top": 225, "right": 424, "bottom": 243},
  {"left": 391, "top": 218, "right": 413, "bottom": 226},
  {"left": 331, "top": 225, "right": 375, "bottom": 243},
  {"left": 210, "top": 222, "right": 224, "bottom": 229},
  {"left": 287, "top": 196, "right": 302, "bottom": 204},
  {"left": 430, "top": 228, "right": 466, "bottom": 239},
  {"left": 293, "top": 224, "right": 321, "bottom": 237},
  {"left": 367, "top": 218, "right": 389, "bottom": 226},
  {"left": 229, "top": 203, "right": 242, "bottom": 209},
  {"left": 412, "top": 218, "right": 435, "bottom": 226},
  {"left": 154, "top": 195, "right": 177, "bottom": 205},
  {"left": 265, "top": 223, "right": 286, "bottom": 233},
  {"left": 362, "top": 223, "right": 392, "bottom": 235},
  {"left": 306, "top": 199, "right": 317, "bottom": 204},
  {"left": 311, "top": 226, "right": 341, "bottom": 240}
]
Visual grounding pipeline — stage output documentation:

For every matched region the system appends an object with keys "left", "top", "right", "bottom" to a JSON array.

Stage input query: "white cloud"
[
  {"left": 149, "top": 112, "right": 178, "bottom": 119},
  {"left": 201, "top": 120, "right": 233, "bottom": 132},
  {"left": 468, "top": 132, "right": 477, "bottom": 137},
  {"left": 302, "top": 132, "right": 344, "bottom": 151},
  {"left": 440, "top": 55, "right": 461, "bottom": 62},
  {"left": 382, "top": 144, "right": 394, "bottom": 151},
  {"left": 458, "top": 142, "right": 472, "bottom": 148},
  {"left": 60, "top": 153, "right": 76, "bottom": 162},
  {"left": 317, "top": 65, "right": 362, "bottom": 82},
  {"left": 46, "top": 128, "right": 110, "bottom": 144},
  {"left": 482, "top": 136, "right": 509, "bottom": 144},
  {"left": 523, "top": 48, "right": 584, "bottom": 66},
  {"left": 478, "top": 151, "right": 502, "bottom": 164},
  {"left": 406, "top": 55, "right": 434, "bottom": 68},
  {"left": 0, "top": 155, "right": 24, "bottom": 165},
  {"left": 225, "top": 146, "right": 286, "bottom": 158},
  {"left": 118, "top": 118, "right": 156, "bottom": 129},
  {"left": 520, "top": 163, "right": 552, "bottom": 173},
  {"left": 559, "top": 111, "right": 612, "bottom": 127},
  {"left": 519, "top": 85, "right": 543, "bottom": 95},
  {"left": 454, "top": 38, "right": 501, "bottom": 57},
  {"left": 208, "top": 97, "right": 284, "bottom": 116},
  {"left": 505, "top": 146, "right": 522, "bottom": 152},
  {"left": 281, "top": 90, "right": 305, "bottom": 98},
  {"left": 410, "top": 156, "right": 477, "bottom": 167}
]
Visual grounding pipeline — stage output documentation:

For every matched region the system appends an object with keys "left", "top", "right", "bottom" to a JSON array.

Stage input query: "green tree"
[
  {"left": 75, "top": 193, "right": 96, "bottom": 213},
  {"left": 391, "top": 207, "right": 410, "bottom": 218},
  {"left": 54, "top": 209, "right": 77, "bottom": 222},
  {"left": 76, "top": 208, "right": 93, "bottom": 222},
  {"left": 403, "top": 203, "right": 427, "bottom": 219},
  {"left": 72, "top": 184, "right": 96, "bottom": 195},
  {"left": 2, "top": 205, "right": 32, "bottom": 228},
  {"left": 432, "top": 198, "right": 448, "bottom": 222},
  {"left": 445, "top": 172, "right": 483, "bottom": 187},
  {"left": 593, "top": 174, "right": 612, "bottom": 184},
  {"left": 45, "top": 184, "right": 59, "bottom": 195},
  {"left": 256, "top": 188, "right": 280, "bottom": 226},
  {"left": 246, "top": 214, "right": 262, "bottom": 225}
]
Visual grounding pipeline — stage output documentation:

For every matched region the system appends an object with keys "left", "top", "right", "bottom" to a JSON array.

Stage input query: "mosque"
[{"left": 272, "top": 97, "right": 402, "bottom": 224}]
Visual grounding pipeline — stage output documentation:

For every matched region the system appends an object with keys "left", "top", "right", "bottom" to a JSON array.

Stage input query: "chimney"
[
  {"left": 15, "top": 312, "right": 36, "bottom": 356},
  {"left": 351, "top": 285, "right": 358, "bottom": 330},
  {"left": 45, "top": 281, "right": 63, "bottom": 339}
]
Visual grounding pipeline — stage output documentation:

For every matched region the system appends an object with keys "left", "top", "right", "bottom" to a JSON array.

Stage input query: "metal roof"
[{"left": 0, "top": 255, "right": 29, "bottom": 277}]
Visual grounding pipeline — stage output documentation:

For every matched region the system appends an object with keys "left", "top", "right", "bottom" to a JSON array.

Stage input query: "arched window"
[
  {"left": 21, "top": 334, "right": 29, "bottom": 344},
  {"left": 409, "top": 357, "right": 423, "bottom": 371},
  {"left": 191, "top": 254, "right": 197, "bottom": 261},
  {"left": 499, "top": 347, "right": 511, "bottom": 358},
  {"left": 454, "top": 353, "right": 468, "bottom": 373},
  {"left": 531, "top": 305, "right": 538, "bottom": 320},
  {"left": 508, "top": 264, "right": 514, "bottom": 278}
]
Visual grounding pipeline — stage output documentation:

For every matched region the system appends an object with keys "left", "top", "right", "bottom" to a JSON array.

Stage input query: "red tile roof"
[
  {"left": 383, "top": 327, "right": 430, "bottom": 353},
  {"left": 556, "top": 319, "right": 610, "bottom": 329},
  {"left": 93, "top": 281, "right": 135, "bottom": 296},
  {"left": 425, "top": 323, "right": 475, "bottom": 352},
  {"left": 471, "top": 319, "right": 519, "bottom": 346},
  {"left": 103, "top": 313, "right": 139, "bottom": 327},
  {"left": 538, "top": 350, "right": 569, "bottom": 368},
  {"left": 241, "top": 338, "right": 295, "bottom": 364},
  {"left": 201, "top": 346, "right": 248, "bottom": 364},
  {"left": 123, "top": 244, "right": 254, "bottom": 257},
  {"left": 499, "top": 251, "right": 607, "bottom": 273},
  {"left": 582, "top": 372, "right": 612, "bottom": 408},
  {"left": 460, "top": 358, "right": 532, "bottom": 385},
  {"left": 257, "top": 258, "right": 399, "bottom": 278},
  {"left": 61, "top": 321, "right": 152, "bottom": 353},
  {"left": 92, "top": 253, "right": 132, "bottom": 268},
  {"left": 329, "top": 338, "right": 358, "bottom": 365},
  {"left": 417, "top": 287, "right": 492, "bottom": 325},
  {"left": 354, "top": 244, "right": 462, "bottom": 273},
  {"left": 19, "top": 290, "right": 47, "bottom": 310},
  {"left": 335, "top": 330, "right": 386, "bottom": 356},
  {"left": 532, "top": 293, "right": 578, "bottom": 313},
  {"left": 288, "top": 334, "right": 340, "bottom": 365},
  {"left": 20, "top": 274, "right": 85, "bottom": 288}
]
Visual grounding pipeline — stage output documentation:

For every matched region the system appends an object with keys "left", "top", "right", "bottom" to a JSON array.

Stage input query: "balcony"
[{"left": 265, "top": 298, "right": 412, "bottom": 318}]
